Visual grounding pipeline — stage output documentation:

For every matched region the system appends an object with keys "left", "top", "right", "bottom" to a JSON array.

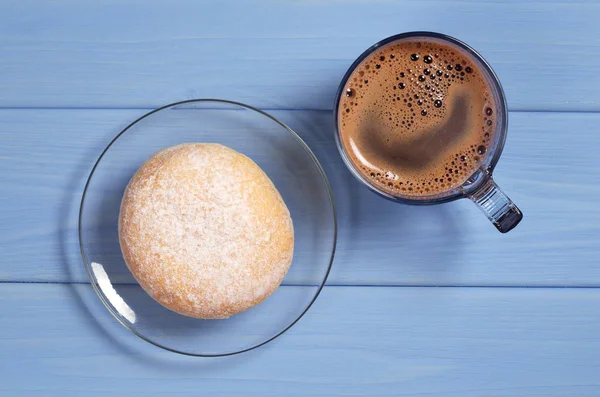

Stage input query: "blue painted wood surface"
[
  {"left": 1, "top": 0, "right": 600, "bottom": 111},
  {"left": 2, "top": 284, "right": 600, "bottom": 396},
  {"left": 1, "top": 1, "right": 600, "bottom": 395},
  {"left": 2, "top": 109, "right": 599, "bottom": 285}
]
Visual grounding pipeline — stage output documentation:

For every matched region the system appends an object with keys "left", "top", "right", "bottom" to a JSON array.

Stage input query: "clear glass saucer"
[{"left": 79, "top": 99, "right": 337, "bottom": 356}]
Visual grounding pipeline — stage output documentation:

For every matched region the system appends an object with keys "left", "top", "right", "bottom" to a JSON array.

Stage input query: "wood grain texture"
[
  {"left": 1, "top": 0, "right": 599, "bottom": 110},
  {"left": 1, "top": 1, "right": 600, "bottom": 394},
  {"left": 1, "top": 283, "right": 599, "bottom": 396},
  {"left": 1, "top": 109, "right": 599, "bottom": 285}
]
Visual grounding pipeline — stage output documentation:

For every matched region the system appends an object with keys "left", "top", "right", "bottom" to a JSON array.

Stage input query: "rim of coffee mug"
[{"left": 333, "top": 31, "right": 509, "bottom": 205}]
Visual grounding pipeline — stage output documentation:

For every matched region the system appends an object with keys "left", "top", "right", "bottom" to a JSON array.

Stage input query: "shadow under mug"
[{"left": 333, "top": 31, "right": 523, "bottom": 233}]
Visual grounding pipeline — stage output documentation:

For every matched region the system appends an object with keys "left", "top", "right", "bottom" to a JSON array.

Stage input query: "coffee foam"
[{"left": 338, "top": 38, "right": 497, "bottom": 197}]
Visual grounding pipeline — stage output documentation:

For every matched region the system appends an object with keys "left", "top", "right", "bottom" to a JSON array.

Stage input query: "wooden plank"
[
  {"left": 1, "top": 283, "right": 599, "bottom": 396},
  {"left": 1, "top": 109, "right": 599, "bottom": 285},
  {"left": 1, "top": 0, "right": 599, "bottom": 110}
]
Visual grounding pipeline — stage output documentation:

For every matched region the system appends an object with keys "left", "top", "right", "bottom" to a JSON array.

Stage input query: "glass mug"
[{"left": 334, "top": 32, "right": 523, "bottom": 233}]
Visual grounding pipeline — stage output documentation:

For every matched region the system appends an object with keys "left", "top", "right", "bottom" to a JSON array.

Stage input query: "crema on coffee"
[{"left": 338, "top": 37, "right": 497, "bottom": 197}]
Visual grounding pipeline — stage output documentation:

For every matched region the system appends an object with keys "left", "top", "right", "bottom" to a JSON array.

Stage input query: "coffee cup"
[{"left": 334, "top": 32, "right": 523, "bottom": 233}]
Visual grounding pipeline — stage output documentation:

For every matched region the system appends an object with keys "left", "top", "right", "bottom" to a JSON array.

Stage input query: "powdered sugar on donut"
[{"left": 118, "top": 143, "right": 294, "bottom": 319}]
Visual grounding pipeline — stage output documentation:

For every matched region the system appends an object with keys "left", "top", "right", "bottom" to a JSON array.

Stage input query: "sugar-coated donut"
[{"left": 118, "top": 143, "right": 294, "bottom": 319}]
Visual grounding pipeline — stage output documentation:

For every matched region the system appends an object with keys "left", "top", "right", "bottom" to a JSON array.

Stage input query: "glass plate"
[{"left": 79, "top": 99, "right": 337, "bottom": 356}]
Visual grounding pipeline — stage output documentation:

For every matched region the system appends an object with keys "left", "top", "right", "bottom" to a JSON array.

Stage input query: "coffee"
[{"left": 338, "top": 37, "right": 497, "bottom": 197}]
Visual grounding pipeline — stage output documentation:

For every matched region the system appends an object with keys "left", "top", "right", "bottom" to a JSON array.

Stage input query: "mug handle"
[{"left": 467, "top": 177, "right": 523, "bottom": 233}]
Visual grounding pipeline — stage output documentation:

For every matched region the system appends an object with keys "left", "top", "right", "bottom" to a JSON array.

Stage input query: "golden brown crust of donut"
[{"left": 119, "top": 143, "right": 294, "bottom": 319}]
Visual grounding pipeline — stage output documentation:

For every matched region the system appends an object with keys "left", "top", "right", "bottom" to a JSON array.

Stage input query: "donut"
[{"left": 118, "top": 143, "right": 294, "bottom": 319}]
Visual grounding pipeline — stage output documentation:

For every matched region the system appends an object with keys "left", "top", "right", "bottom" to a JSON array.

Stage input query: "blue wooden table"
[{"left": 2, "top": 1, "right": 600, "bottom": 395}]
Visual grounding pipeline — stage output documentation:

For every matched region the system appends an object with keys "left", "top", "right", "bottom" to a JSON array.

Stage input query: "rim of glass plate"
[{"left": 78, "top": 98, "right": 338, "bottom": 357}]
